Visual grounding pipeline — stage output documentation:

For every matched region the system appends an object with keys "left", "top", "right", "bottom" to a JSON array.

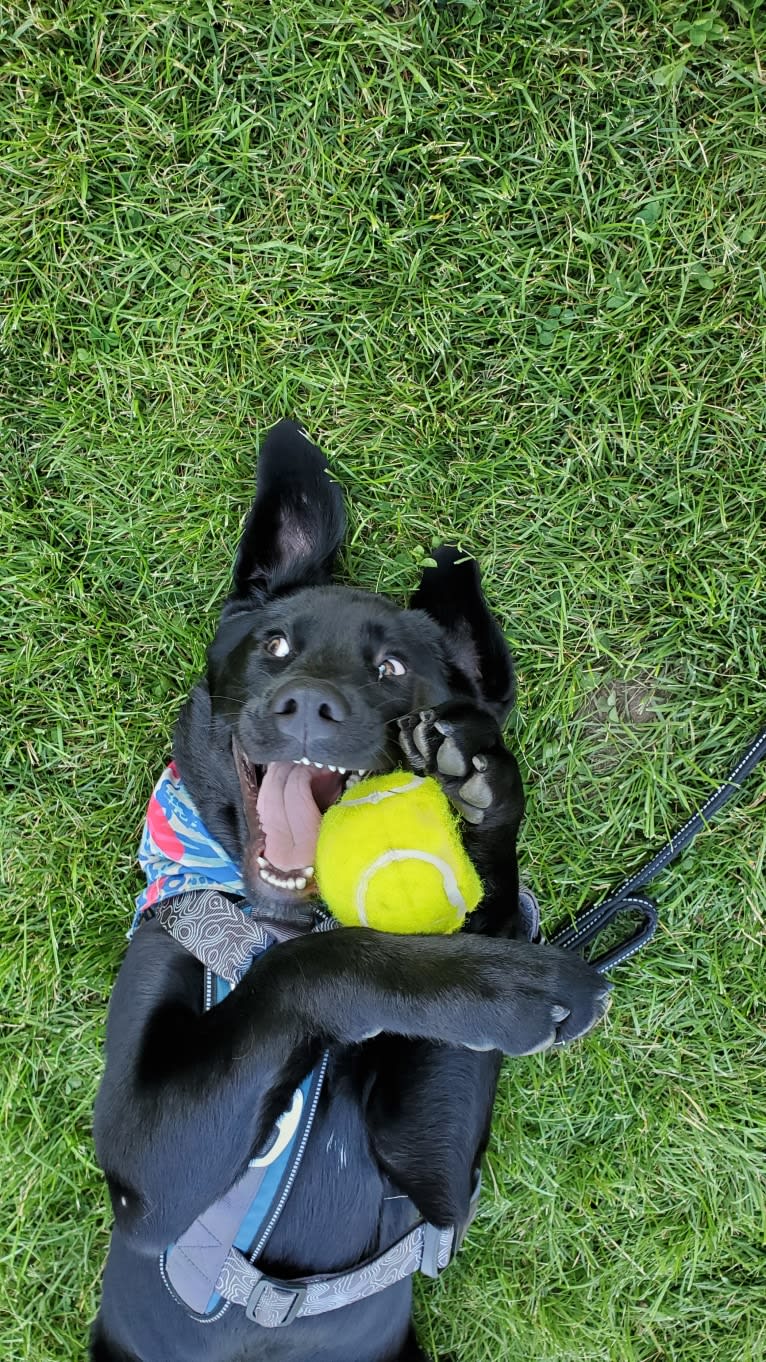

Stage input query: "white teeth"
[
  {"left": 291, "top": 758, "right": 359, "bottom": 773},
  {"left": 292, "top": 759, "right": 349, "bottom": 772},
  {"left": 258, "top": 862, "right": 312, "bottom": 893},
  {"left": 263, "top": 870, "right": 290, "bottom": 889}
]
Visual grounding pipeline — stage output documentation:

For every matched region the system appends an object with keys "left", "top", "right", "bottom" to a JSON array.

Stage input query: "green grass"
[{"left": 2, "top": 1, "right": 766, "bottom": 1358}]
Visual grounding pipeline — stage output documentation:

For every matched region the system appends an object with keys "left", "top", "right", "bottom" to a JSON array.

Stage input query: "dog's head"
[{"left": 176, "top": 420, "right": 515, "bottom": 919}]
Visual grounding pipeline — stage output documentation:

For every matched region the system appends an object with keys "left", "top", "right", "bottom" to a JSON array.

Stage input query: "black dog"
[{"left": 91, "top": 421, "right": 608, "bottom": 1362}]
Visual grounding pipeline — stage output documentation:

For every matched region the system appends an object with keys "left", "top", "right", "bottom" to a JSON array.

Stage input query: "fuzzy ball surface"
[{"left": 315, "top": 771, "right": 482, "bottom": 933}]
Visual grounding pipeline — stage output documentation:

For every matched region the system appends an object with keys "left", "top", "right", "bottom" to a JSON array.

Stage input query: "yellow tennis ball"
[{"left": 315, "top": 772, "right": 482, "bottom": 934}]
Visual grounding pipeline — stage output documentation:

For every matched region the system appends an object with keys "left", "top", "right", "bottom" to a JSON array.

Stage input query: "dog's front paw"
[
  {"left": 397, "top": 701, "right": 520, "bottom": 828},
  {"left": 478, "top": 942, "right": 612, "bottom": 1056}
]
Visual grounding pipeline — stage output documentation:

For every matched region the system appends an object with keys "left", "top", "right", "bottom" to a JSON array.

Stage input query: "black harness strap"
[{"left": 548, "top": 725, "right": 766, "bottom": 974}]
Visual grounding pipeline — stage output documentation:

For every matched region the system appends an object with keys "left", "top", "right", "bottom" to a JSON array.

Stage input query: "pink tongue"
[{"left": 256, "top": 763, "right": 341, "bottom": 872}]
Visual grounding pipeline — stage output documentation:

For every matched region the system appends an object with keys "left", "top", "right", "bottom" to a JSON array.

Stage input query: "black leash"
[{"left": 548, "top": 725, "right": 766, "bottom": 974}]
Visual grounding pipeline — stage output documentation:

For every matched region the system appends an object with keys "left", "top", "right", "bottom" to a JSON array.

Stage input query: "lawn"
[{"left": 2, "top": 2, "right": 765, "bottom": 1359}]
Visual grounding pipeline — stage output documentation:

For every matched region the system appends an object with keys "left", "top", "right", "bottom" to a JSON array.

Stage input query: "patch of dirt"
[{"left": 575, "top": 674, "right": 669, "bottom": 774}]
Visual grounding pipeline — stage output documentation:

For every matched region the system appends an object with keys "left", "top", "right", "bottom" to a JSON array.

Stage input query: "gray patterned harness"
[{"left": 148, "top": 889, "right": 482, "bottom": 1329}]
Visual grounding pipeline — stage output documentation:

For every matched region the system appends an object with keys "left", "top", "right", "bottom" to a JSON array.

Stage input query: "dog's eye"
[
  {"left": 265, "top": 634, "right": 291, "bottom": 658},
  {"left": 378, "top": 656, "right": 406, "bottom": 679}
]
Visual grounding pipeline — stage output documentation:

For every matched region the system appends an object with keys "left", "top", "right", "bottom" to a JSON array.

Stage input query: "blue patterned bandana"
[{"left": 135, "top": 762, "right": 245, "bottom": 919}]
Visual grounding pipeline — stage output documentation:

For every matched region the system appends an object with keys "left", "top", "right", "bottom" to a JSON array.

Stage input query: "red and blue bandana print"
[{"left": 134, "top": 762, "right": 245, "bottom": 927}]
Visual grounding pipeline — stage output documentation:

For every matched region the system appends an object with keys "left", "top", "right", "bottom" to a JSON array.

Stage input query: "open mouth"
[{"left": 233, "top": 741, "right": 371, "bottom": 901}]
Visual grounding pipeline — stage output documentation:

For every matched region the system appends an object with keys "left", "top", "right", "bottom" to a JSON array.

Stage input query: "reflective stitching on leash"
[{"left": 548, "top": 726, "right": 766, "bottom": 973}]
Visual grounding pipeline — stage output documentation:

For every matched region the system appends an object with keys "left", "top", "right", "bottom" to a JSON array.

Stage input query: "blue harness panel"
[
  {"left": 158, "top": 931, "right": 329, "bottom": 1321},
  {"left": 131, "top": 765, "right": 328, "bottom": 1321}
]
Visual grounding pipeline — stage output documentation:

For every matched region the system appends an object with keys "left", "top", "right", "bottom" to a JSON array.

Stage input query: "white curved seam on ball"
[
  {"left": 354, "top": 849, "right": 468, "bottom": 925},
  {"left": 340, "top": 777, "right": 424, "bottom": 808}
]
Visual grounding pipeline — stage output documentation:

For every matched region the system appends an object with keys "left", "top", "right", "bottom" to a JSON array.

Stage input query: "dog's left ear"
[
  {"left": 227, "top": 419, "right": 346, "bottom": 608},
  {"left": 410, "top": 545, "right": 516, "bottom": 724}
]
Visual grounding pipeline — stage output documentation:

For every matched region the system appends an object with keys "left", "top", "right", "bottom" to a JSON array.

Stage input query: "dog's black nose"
[{"left": 269, "top": 680, "right": 349, "bottom": 744}]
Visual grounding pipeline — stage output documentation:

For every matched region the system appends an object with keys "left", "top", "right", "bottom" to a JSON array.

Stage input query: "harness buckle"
[{"left": 245, "top": 1276, "right": 307, "bottom": 1327}]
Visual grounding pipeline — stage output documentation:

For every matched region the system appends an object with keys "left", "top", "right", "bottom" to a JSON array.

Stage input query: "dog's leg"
[
  {"left": 398, "top": 700, "right": 526, "bottom": 936},
  {"left": 367, "top": 701, "right": 538, "bottom": 1228},
  {"left": 367, "top": 1036, "right": 502, "bottom": 1228},
  {"left": 94, "top": 918, "right": 608, "bottom": 1252}
]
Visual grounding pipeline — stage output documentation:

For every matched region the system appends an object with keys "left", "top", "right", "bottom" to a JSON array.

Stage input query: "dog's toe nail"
[
  {"left": 551, "top": 1005, "right": 570, "bottom": 1023},
  {"left": 472, "top": 753, "right": 488, "bottom": 772},
  {"left": 412, "top": 720, "right": 432, "bottom": 761},
  {"left": 399, "top": 732, "right": 426, "bottom": 771}
]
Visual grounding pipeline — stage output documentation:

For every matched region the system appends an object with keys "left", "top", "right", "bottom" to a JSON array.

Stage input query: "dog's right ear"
[
  {"left": 410, "top": 545, "right": 516, "bottom": 724},
  {"left": 226, "top": 419, "right": 346, "bottom": 610}
]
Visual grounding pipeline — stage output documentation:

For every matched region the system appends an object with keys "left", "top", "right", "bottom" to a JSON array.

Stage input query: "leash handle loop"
[{"left": 548, "top": 894, "right": 658, "bottom": 975}]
